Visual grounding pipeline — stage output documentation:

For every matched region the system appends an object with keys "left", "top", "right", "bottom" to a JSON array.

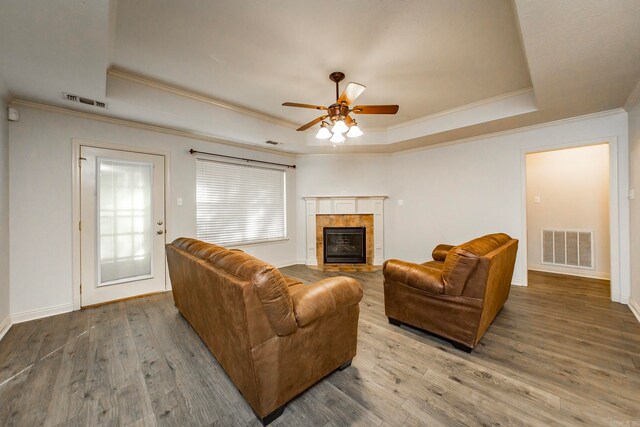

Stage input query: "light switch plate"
[
  {"left": 534, "top": 196, "right": 540, "bottom": 203},
  {"left": 177, "top": 197, "right": 183, "bottom": 206}
]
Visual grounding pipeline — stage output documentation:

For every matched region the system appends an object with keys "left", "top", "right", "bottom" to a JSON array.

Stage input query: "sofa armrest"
[
  {"left": 291, "top": 277, "right": 363, "bottom": 327},
  {"left": 432, "top": 244, "right": 455, "bottom": 262},
  {"left": 383, "top": 259, "right": 444, "bottom": 294}
]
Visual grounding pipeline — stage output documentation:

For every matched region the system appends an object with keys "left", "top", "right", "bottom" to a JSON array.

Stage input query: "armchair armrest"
[
  {"left": 432, "top": 244, "right": 455, "bottom": 262},
  {"left": 291, "top": 276, "right": 363, "bottom": 327},
  {"left": 383, "top": 259, "right": 444, "bottom": 294}
]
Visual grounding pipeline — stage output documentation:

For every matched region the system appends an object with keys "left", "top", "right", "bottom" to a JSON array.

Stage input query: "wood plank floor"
[{"left": 1, "top": 268, "right": 639, "bottom": 426}]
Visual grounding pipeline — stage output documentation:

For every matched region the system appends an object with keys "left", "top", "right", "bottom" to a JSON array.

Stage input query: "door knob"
[{"left": 157, "top": 229, "right": 164, "bottom": 235}]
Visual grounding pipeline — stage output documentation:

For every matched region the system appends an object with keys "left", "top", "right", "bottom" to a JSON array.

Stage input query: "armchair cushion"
[
  {"left": 432, "top": 244, "right": 454, "bottom": 261},
  {"left": 383, "top": 259, "right": 444, "bottom": 294},
  {"left": 292, "top": 277, "right": 363, "bottom": 327}
]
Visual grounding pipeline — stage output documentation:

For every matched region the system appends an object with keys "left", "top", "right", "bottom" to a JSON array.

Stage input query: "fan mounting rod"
[{"left": 329, "top": 72, "right": 345, "bottom": 101}]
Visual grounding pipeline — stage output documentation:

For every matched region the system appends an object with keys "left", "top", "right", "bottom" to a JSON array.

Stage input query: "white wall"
[
  {"left": 9, "top": 106, "right": 297, "bottom": 320},
  {"left": 294, "top": 111, "right": 630, "bottom": 303},
  {"left": 628, "top": 101, "right": 640, "bottom": 318},
  {"left": 294, "top": 154, "right": 391, "bottom": 262},
  {"left": 526, "top": 145, "right": 610, "bottom": 278},
  {"left": 0, "top": 79, "right": 10, "bottom": 335},
  {"left": 386, "top": 111, "right": 629, "bottom": 300}
]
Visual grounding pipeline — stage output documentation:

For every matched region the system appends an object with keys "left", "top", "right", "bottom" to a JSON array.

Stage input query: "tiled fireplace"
[{"left": 303, "top": 196, "right": 386, "bottom": 266}]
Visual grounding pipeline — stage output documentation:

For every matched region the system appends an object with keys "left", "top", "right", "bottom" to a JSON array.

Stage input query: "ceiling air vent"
[
  {"left": 62, "top": 92, "right": 108, "bottom": 109},
  {"left": 265, "top": 140, "right": 282, "bottom": 145}
]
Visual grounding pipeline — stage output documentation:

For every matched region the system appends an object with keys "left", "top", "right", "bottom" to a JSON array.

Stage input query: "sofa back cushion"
[
  {"left": 442, "top": 233, "right": 511, "bottom": 296},
  {"left": 172, "top": 238, "right": 298, "bottom": 336}
]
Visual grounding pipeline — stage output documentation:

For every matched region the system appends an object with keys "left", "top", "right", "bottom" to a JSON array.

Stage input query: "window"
[{"left": 196, "top": 159, "right": 286, "bottom": 245}]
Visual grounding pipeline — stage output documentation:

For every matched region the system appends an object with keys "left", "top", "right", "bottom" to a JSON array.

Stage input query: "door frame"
[
  {"left": 520, "top": 136, "right": 630, "bottom": 303},
  {"left": 72, "top": 139, "right": 171, "bottom": 310}
]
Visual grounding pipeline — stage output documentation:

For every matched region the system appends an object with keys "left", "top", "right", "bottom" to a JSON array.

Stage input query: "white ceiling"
[
  {"left": 113, "top": 0, "right": 531, "bottom": 128},
  {"left": 1, "top": 0, "right": 639, "bottom": 154}
]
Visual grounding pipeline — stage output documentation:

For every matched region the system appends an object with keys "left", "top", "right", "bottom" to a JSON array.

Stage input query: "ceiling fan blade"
[
  {"left": 282, "top": 102, "right": 327, "bottom": 110},
  {"left": 352, "top": 105, "right": 399, "bottom": 114},
  {"left": 297, "top": 115, "right": 328, "bottom": 131},
  {"left": 337, "top": 82, "right": 366, "bottom": 105}
]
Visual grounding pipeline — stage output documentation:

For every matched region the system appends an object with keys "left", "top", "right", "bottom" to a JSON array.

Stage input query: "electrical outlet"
[{"left": 397, "top": 199, "right": 404, "bottom": 206}]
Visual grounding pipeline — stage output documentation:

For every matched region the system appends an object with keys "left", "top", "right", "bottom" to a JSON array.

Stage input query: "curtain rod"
[{"left": 189, "top": 149, "right": 296, "bottom": 169}]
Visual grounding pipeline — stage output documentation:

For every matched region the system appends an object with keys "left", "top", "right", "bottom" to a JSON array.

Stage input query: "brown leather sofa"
[
  {"left": 165, "top": 238, "right": 363, "bottom": 425},
  {"left": 383, "top": 233, "right": 518, "bottom": 352}
]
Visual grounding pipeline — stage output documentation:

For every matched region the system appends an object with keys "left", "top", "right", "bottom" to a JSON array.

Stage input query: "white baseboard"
[
  {"left": 11, "top": 302, "right": 74, "bottom": 324},
  {"left": 528, "top": 264, "right": 610, "bottom": 280},
  {"left": 0, "top": 315, "right": 11, "bottom": 341},
  {"left": 629, "top": 299, "right": 640, "bottom": 324},
  {"left": 274, "top": 259, "right": 300, "bottom": 268}
]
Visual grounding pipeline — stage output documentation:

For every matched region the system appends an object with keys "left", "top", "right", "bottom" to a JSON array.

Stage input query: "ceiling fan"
[{"left": 282, "top": 72, "right": 399, "bottom": 144}]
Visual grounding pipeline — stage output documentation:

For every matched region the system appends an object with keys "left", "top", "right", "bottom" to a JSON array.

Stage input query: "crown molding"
[
  {"left": 108, "top": 68, "right": 299, "bottom": 129},
  {"left": 10, "top": 100, "right": 625, "bottom": 157},
  {"left": 386, "top": 88, "right": 535, "bottom": 131},
  {"left": 392, "top": 108, "right": 626, "bottom": 156},
  {"left": 10, "top": 99, "right": 298, "bottom": 157},
  {"left": 624, "top": 78, "right": 640, "bottom": 111}
]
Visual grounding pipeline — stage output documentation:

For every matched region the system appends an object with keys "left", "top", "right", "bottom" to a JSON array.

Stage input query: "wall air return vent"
[
  {"left": 62, "top": 92, "right": 107, "bottom": 109},
  {"left": 541, "top": 229, "right": 594, "bottom": 269}
]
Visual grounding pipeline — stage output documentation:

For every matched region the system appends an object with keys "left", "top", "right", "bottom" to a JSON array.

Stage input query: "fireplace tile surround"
[{"left": 303, "top": 196, "right": 386, "bottom": 266}]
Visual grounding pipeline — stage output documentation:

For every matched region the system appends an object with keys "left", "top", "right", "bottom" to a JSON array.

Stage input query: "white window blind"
[{"left": 196, "top": 159, "right": 286, "bottom": 245}]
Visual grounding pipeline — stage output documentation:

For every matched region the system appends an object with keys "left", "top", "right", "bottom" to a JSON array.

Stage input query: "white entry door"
[{"left": 80, "top": 146, "right": 166, "bottom": 307}]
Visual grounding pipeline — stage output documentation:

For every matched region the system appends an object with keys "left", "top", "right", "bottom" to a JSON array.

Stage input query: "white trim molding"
[
  {"left": 0, "top": 316, "right": 11, "bottom": 341},
  {"left": 528, "top": 265, "right": 611, "bottom": 280},
  {"left": 108, "top": 68, "right": 298, "bottom": 129},
  {"left": 629, "top": 298, "right": 640, "bottom": 324},
  {"left": 11, "top": 303, "right": 74, "bottom": 324},
  {"left": 624, "top": 78, "right": 640, "bottom": 111},
  {"left": 11, "top": 99, "right": 297, "bottom": 157},
  {"left": 72, "top": 139, "right": 172, "bottom": 311},
  {"left": 520, "top": 136, "right": 630, "bottom": 304}
]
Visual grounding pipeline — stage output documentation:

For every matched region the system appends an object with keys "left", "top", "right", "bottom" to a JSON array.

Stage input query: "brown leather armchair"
[
  {"left": 383, "top": 233, "right": 518, "bottom": 352},
  {"left": 166, "top": 238, "right": 363, "bottom": 425}
]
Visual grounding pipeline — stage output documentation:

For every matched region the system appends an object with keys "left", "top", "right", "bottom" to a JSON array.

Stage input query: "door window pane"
[{"left": 98, "top": 158, "right": 153, "bottom": 285}]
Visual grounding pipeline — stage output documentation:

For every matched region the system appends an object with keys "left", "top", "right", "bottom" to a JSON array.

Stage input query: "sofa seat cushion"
[
  {"left": 282, "top": 274, "right": 304, "bottom": 287},
  {"left": 421, "top": 260, "right": 444, "bottom": 270}
]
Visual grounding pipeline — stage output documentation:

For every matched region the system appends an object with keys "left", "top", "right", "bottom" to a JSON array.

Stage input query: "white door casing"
[{"left": 80, "top": 146, "right": 166, "bottom": 306}]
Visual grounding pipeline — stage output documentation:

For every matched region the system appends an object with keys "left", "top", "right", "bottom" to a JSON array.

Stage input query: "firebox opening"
[{"left": 323, "top": 227, "right": 367, "bottom": 264}]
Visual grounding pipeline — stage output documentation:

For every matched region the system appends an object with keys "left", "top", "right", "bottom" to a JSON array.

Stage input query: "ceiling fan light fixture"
[
  {"left": 346, "top": 123, "right": 363, "bottom": 138},
  {"left": 330, "top": 132, "right": 345, "bottom": 144},
  {"left": 331, "top": 119, "right": 349, "bottom": 134},
  {"left": 316, "top": 123, "right": 332, "bottom": 139}
]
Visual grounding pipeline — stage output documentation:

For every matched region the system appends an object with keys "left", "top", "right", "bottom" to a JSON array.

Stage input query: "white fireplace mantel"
[{"left": 303, "top": 196, "right": 387, "bottom": 266}]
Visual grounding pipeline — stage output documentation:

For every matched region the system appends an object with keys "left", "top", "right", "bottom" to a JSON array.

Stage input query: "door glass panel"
[{"left": 98, "top": 158, "right": 153, "bottom": 285}]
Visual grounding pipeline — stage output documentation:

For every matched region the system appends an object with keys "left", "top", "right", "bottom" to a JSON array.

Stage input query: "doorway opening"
[{"left": 525, "top": 143, "right": 611, "bottom": 297}]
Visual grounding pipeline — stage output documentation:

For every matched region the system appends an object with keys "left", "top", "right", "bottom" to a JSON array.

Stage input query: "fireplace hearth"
[{"left": 323, "top": 227, "right": 367, "bottom": 264}]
